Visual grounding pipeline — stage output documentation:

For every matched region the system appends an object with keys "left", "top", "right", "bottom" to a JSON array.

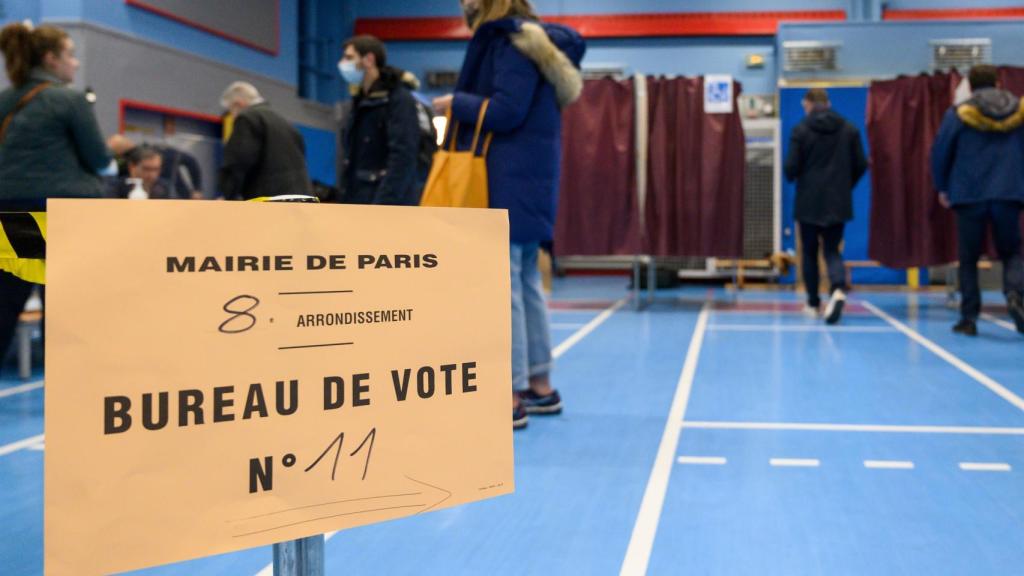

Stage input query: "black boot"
[
  {"left": 953, "top": 318, "right": 978, "bottom": 336},
  {"left": 1008, "top": 292, "right": 1024, "bottom": 335}
]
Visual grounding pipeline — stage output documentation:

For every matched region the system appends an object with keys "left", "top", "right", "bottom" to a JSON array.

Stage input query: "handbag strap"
[
  {"left": 444, "top": 108, "right": 457, "bottom": 153},
  {"left": 0, "top": 82, "right": 51, "bottom": 145},
  {"left": 442, "top": 98, "right": 493, "bottom": 156},
  {"left": 469, "top": 99, "right": 490, "bottom": 156}
]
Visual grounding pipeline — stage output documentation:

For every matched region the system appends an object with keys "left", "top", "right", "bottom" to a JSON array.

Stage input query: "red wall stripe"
[
  {"left": 125, "top": 0, "right": 280, "bottom": 56},
  {"left": 883, "top": 7, "right": 1024, "bottom": 21},
  {"left": 119, "top": 99, "right": 222, "bottom": 134},
  {"left": 355, "top": 10, "right": 847, "bottom": 41}
]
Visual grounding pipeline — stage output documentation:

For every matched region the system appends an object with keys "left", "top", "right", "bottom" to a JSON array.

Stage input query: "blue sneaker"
[
  {"left": 517, "top": 389, "right": 563, "bottom": 415},
  {"left": 513, "top": 404, "right": 529, "bottom": 430}
]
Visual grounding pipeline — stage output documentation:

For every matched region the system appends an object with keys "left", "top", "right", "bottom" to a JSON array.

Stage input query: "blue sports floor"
[{"left": 2, "top": 277, "right": 1023, "bottom": 575}]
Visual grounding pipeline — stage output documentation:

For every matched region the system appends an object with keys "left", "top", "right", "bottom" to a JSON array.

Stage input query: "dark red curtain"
[
  {"left": 554, "top": 78, "right": 640, "bottom": 257},
  {"left": 644, "top": 77, "right": 745, "bottom": 258},
  {"left": 999, "top": 66, "right": 1024, "bottom": 96},
  {"left": 868, "top": 67, "right": 1024, "bottom": 267},
  {"left": 867, "top": 72, "right": 961, "bottom": 267}
]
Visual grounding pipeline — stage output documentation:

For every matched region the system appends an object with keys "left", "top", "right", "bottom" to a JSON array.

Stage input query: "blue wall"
[
  {"left": 351, "top": 0, "right": 849, "bottom": 97},
  {"left": 297, "top": 124, "right": 337, "bottom": 186},
  {"left": 887, "top": 0, "right": 1024, "bottom": 8},
  {"left": 779, "top": 20, "right": 1024, "bottom": 81},
  {"left": 299, "top": 0, "right": 349, "bottom": 104},
  {"left": 35, "top": 0, "right": 300, "bottom": 85},
  {"left": 1, "top": 0, "right": 41, "bottom": 22},
  {"left": 356, "top": 0, "right": 848, "bottom": 17},
  {"left": 383, "top": 36, "right": 778, "bottom": 97}
]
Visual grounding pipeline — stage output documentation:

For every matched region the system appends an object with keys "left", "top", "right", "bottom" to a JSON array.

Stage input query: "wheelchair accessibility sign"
[{"left": 704, "top": 75, "right": 734, "bottom": 114}]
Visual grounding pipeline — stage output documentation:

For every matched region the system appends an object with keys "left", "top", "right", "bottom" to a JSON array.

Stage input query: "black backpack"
[{"left": 411, "top": 96, "right": 438, "bottom": 184}]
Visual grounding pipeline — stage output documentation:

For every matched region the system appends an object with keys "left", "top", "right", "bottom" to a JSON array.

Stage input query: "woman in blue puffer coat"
[{"left": 434, "top": 0, "right": 585, "bottom": 430}]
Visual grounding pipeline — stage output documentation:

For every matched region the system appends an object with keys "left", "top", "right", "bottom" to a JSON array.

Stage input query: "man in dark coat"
[
  {"left": 337, "top": 35, "right": 421, "bottom": 206},
  {"left": 931, "top": 64, "right": 1024, "bottom": 336},
  {"left": 784, "top": 88, "right": 868, "bottom": 325},
  {"left": 218, "top": 82, "right": 311, "bottom": 201}
]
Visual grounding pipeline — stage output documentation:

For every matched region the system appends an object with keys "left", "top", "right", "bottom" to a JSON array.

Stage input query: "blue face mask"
[{"left": 339, "top": 60, "right": 364, "bottom": 86}]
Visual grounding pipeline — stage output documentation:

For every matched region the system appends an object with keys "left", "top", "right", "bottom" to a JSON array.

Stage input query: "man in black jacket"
[
  {"left": 218, "top": 82, "right": 311, "bottom": 200},
  {"left": 784, "top": 88, "right": 868, "bottom": 324},
  {"left": 338, "top": 36, "right": 421, "bottom": 206}
]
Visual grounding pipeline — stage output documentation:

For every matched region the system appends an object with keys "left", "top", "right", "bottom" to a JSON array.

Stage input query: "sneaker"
[
  {"left": 802, "top": 304, "right": 821, "bottom": 318},
  {"left": 824, "top": 290, "right": 846, "bottom": 325},
  {"left": 952, "top": 319, "right": 978, "bottom": 336},
  {"left": 1008, "top": 292, "right": 1024, "bottom": 335},
  {"left": 513, "top": 404, "right": 529, "bottom": 430},
  {"left": 517, "top": 389, "right": 563, "bottom": 415}
]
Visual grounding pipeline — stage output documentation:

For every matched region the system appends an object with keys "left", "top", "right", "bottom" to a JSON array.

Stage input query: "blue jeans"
[{"left": 510, "top": 243, "right": 552, "bottom": 391}]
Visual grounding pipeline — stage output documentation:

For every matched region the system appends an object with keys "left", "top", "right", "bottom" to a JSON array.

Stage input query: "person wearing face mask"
[
  {"left": 0, "top": 21, "right": 111, "bottom": 373},
  {"left": 337, "top": 35, "right": 423, "bottom": 206},
  {"left": 433, "top": 0, "right": 585, "bottom": 430}
]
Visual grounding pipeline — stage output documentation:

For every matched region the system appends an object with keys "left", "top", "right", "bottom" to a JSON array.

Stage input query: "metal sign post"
[
  {"left": 273, "top": 535, "right": 325, "bottom": 576},
  {"left": 265, "top": 195, "right": 327, "bottom": 576}
]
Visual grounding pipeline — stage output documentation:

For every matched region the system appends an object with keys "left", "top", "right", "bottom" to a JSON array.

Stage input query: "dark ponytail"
[{"left": 0, "top": 23, "right": 69, "bottom": 87}]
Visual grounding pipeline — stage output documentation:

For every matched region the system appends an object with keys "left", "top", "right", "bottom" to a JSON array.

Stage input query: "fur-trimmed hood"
[
  {"left": 508, "top": 21, "right": 585, "bottom": 108},
  {"left": 958, "top": 88, "right": 1024, "bottom": 132}
]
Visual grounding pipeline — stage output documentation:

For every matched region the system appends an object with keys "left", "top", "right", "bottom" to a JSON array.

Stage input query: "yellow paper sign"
[{"left": 44, "top": 199, "right": 513, "bottom": 575}]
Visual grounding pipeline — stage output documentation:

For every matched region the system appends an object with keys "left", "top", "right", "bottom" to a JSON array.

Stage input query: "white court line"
[
  {"left": 28, "top": 442, "right": 45, "bottom": 451},
  {"left": 550, "top": 323, "right": 588, "bottom": 330},
  {"left": 254, "top": 300, "right": 626, "bottom": 576},
  {"left": 864, "top": 460, "right": 915, "bottom": 470},
  {"left": 959, "top": 462, "right": 1012, "bottom": 472},
  {"left": 681, "top": 421, "right": 1024, "bottom": 435},
  {"left": 707, "top": 325, "right": 896, "bottom": 333},
  {"left": 620, "top": 304, "right": 710, "bottom": 576},
  {"left": 862, "top": 300, "right": 1024, "bottom": 413},
  {"left": 770, "top": 458, "right": 820, "bottom": 468},
  {"left": 0, "top": 380, "right": 44, "bottom": 399},
  {"left": 0, "top": 434, "right": 45, "bottom": 458},
  {"left": 981, "top": 313, "right": 1018, "bottom": 333},
  {"left": 677, "top": 456, "right": 727, "bottom": 466},
  {"left": 552, "top": 298, "right": 627, "bottom": 359}
]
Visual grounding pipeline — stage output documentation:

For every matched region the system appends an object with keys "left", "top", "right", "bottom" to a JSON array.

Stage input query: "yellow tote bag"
[{"left": 420, "top": 99, "right": 493, "bottom": 208}]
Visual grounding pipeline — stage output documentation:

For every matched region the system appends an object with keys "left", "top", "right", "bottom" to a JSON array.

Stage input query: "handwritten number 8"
[{"left": 219, "top": 295, "right": 260, "bottom": 334}]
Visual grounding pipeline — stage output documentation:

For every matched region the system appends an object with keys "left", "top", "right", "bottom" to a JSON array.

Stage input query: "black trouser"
[
  {"left": 0, "top": 271, "right": 34, "bottom": 365},
  {"left": 955, "top": 200, "right": 1024, "bottom": 321},
  {"left": 799, "top": 221, "right": 847, "bottom": 307}
]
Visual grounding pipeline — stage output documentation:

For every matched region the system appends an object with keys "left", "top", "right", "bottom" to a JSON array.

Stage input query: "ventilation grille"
[
  {"left": 931, "top": 38, "right": 991, "bottom": 72},
  {"left": 743, "top": 145, "right": 775, "bottom": 260},
  {"left": 783, "top": 41, "right": 840, "bottom": 73}
]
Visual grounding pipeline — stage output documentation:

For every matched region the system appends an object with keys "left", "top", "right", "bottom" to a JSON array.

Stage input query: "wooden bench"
[
  {"left": 15, "top": 310, "right": 41, "bottom": 380},
  {"left": 716, "top": 255, "right": 792, "bottom": 289}
]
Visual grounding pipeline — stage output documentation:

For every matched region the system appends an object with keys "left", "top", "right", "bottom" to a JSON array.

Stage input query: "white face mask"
[{"left": 339, "top": 60, "right": 364, "bottom": 86}]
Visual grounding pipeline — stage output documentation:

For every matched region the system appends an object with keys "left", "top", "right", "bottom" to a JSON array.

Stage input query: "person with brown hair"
[
  {"left": 0, "top": 21, "right": 110, "bottom": 371},
  {"left": 0, "top": 22, "right": 110, "bottom": 204},
  {"left": 336, "top": 34, "right": 425, "bottom": 205},
  {"left": 432, "top": 0, "right": 585, "bottom": 429},
  {"left": 932, "top": 64, "right": 1024, "bottom": 336},
  {"left": 784, "top": 88, "right": 868, "bottom": 325}
]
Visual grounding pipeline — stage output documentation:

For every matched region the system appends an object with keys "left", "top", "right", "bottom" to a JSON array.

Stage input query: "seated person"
[
  {"left": 106, "top": 135, "right": 203, "bottom": 199},
  {"left": 106, "top": 145, "right": 174, "bottom": 199}
]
